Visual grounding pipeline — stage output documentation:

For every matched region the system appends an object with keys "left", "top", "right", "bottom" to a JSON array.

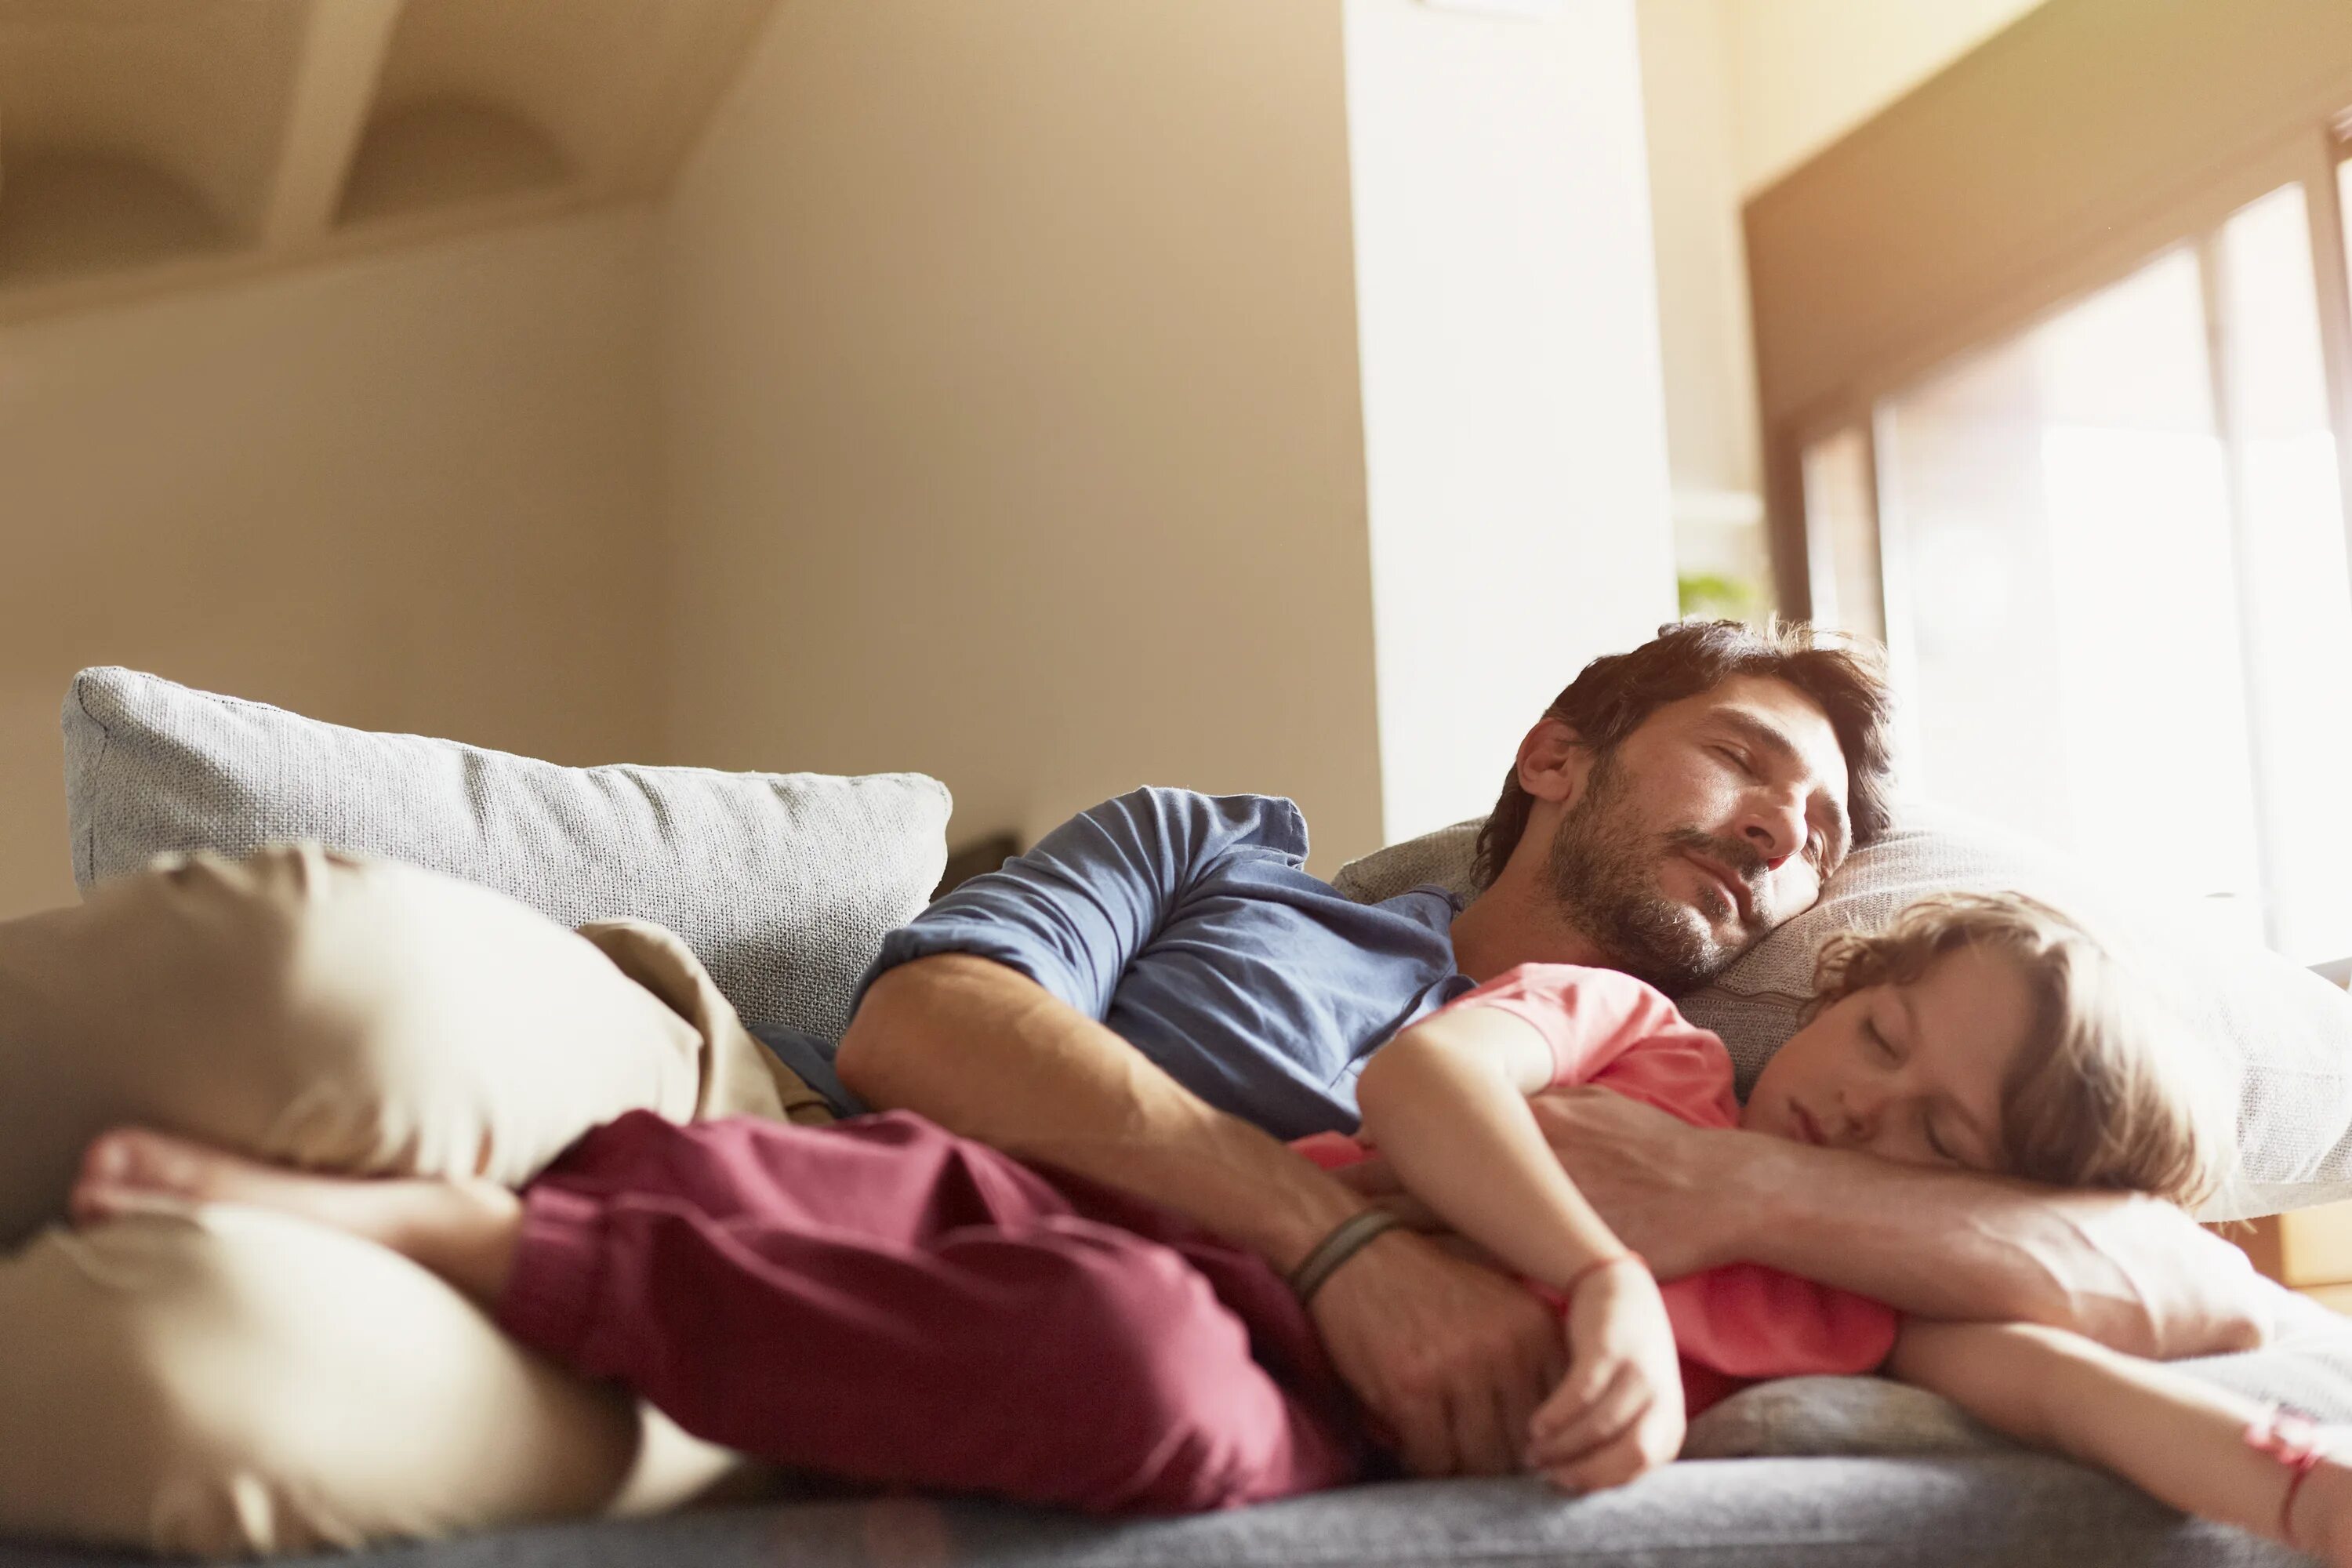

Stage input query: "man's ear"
[{"left": 1515, "top": 717, "right": 1592, "bottom": 805}]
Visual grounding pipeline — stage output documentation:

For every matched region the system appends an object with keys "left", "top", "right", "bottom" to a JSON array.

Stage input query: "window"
[
  {"left": 2217, "top": 182, "right": 2352, "bottom": 961},
  {"left": 1798, "top": 426, "right": 1883, "bottom": 645},
  {"left": 1805, "top": 161, "right": 2352, "bottom": 962}
]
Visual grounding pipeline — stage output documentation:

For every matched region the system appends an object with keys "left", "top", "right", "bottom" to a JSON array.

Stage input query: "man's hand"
[
  {"left": 1307, "top": 1229, "right": 1566, "bottom": 1478},
  {"left": 1524, "top": 1088, "right": 1737, "bottom": 1278},
  {"left": 1526, "top": 1087, "right": 2270, "bottom": 1359}
]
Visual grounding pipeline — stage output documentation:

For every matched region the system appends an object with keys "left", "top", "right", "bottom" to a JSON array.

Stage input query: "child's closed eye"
[{"left": 1923, "top": 1117, "right": 1958, "bottom": 1162}]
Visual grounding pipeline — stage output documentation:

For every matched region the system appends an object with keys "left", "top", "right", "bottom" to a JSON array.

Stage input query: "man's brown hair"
[
  {"left": 1471, "top": 619, "right": 1897, "bottom": 889},
  {"left": 1807, "top": 891, "right": 2230, "bottom": 1208}
]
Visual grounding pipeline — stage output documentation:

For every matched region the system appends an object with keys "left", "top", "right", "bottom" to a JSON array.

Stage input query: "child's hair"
[{"left": 1806, "top": 891, "right": 2231, "bottom": 1210}]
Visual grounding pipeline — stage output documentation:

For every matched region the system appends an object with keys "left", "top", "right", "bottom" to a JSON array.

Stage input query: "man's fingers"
[
  {"left": 1447, "top": 1385, "right": 1519, "bottom": 1477},
  {"left": 1533, "top": 1324, "right": 1570, "bottom": 1396},
  {"left": 1391, "top": 1396, "right": 1459, "bottom": 1479},
  {"left": 1496, "top": 1361, "right": 1544, "bottom": 1470},
  {"left": 1521, "top": 1089, "right": 1721, "bottom": 1279}
]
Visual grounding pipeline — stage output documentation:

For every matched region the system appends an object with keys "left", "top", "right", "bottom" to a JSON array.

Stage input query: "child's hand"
[{"left": 1525, "top": 1257, "right": 1686, "bottom": 1493}]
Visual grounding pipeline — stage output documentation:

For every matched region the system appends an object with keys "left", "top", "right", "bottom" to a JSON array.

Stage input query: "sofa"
[{"left": 13, "top": 666, "right": 2350, "bottom": 1567}]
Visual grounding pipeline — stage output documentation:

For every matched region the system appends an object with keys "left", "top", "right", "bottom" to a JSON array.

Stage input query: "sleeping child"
[{"left": 64, "top": 891, "right": 2350, "bottom": 1562}]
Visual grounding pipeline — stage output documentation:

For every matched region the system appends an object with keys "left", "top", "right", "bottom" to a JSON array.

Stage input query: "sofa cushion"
[
  {"left": 1332, "top": 811, "right": 2352, "bottom": 1220},
  {"left": 1682, "top": 1375, "right": 2003, "bottom": 1461},
  {"left": 20, "top": 1455, "right": 2299, "bottom": 1568},
  {"left": 62, "top": 668, "right": 949, "bottom": 1045}
]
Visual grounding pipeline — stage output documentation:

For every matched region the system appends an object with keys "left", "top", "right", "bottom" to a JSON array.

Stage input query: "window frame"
[{"left": 1773, "top": 122, "right": 2352, "bottom": 952}]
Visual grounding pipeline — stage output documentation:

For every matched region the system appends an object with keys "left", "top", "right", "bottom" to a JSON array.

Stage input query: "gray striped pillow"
[{"left": 63, "top": 667, "right": 949, "bottom": 1046}]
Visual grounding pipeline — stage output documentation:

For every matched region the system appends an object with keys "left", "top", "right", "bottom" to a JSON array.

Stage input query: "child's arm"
[
  {"left": 1356, "top": 1008, "right": 1622, "bottom": 1290},
  {"left": 1889, "top": 1319, "right": 2343, "bottom": 1559},
  {"left": 1356, "top": 1007, "right": 1685, "bottom": 1490}
]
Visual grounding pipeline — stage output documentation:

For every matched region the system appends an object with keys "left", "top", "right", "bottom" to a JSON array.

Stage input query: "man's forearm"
[
  {"left": 840, "top": 958, "right": 1584, "bottom": 1483},
  {"left": 1715, "top": 1132, "right": 2265, "bottom": 1358},
  {"left": 833, "top": 953, "right": 1360, "bottom": 1271}
]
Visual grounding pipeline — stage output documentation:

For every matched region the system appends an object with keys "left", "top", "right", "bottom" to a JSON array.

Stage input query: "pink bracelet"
[
  {"left": 2246, "top": 1403, "right": 2323, "bottom": 1547},
  {"left": 1560, "top": 1252, "right": 1646, "bottom": 1301}
]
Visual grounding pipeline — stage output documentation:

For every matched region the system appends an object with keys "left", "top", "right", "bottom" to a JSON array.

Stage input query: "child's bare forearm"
[
  {"left": 1890, "top": 1321, "right": 2294, "bottom": 1544},
  {"left": 1356, "top": 1018, "right": 1624, "bottom": 1292}
]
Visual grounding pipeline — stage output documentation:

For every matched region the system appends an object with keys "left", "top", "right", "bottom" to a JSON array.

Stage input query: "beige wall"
[
  {"left": 655, "top": 0, "right": 1388, "bottom": 871},
  {"left": 1345, "top": 0, "right": 1676, "bottom": 843},
  {"left": 0, "top": 0, "right": 1683, "bottom": 908},
  {"left": 0, "top": 207, "right": 666, "bottom": 916}
]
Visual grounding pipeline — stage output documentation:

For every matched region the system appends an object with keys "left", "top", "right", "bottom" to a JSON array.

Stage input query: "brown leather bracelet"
[{"left": 1287, "top": 1210, "right": 1404, "bottom": 1305}]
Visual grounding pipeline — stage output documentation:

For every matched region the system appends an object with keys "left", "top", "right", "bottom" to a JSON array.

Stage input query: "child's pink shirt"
[{"left": 1293, "top": 963, "right": 1900, "bottom": 1417}]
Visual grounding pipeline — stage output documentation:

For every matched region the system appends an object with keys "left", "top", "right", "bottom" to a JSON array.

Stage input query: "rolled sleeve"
[{"left": 858, "top": 787, "right": 1309, "bottom": 1022}]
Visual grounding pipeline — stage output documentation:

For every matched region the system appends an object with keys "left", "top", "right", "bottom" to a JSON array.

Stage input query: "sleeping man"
[
  {"left": 830, "top": 618, "right": 2267, "bottom": 1477},
  {"left": 0, "top": 619, "right": 2269, "bottom": 1553}
]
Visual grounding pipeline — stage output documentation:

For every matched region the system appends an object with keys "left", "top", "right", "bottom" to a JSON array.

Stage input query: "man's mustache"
[{"left": 1662, "top": 828, "right": 1768, "bottom": 927}]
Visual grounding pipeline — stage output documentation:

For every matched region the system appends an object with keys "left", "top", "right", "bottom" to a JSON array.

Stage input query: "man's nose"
[{"left": 1740, "top": 789, "right": 1807, "bottom": 868}]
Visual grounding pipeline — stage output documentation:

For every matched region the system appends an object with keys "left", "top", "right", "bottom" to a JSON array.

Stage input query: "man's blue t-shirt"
[{"left": 826, "top": 787, "right": 1476, "bottom": 1138}]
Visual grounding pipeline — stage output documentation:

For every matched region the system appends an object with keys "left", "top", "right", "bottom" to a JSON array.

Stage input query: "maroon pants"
[{"left": 492, "top": 1110, "right": 1364, "bottom": 1513}]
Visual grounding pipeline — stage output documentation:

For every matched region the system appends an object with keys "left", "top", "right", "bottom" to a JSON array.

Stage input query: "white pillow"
[
  {"left": 63, "top": 668, "right": 950, "bottom": 1045},
  {"left": 1333, "top": 811, "right": 2352, "bottom": 1221}
]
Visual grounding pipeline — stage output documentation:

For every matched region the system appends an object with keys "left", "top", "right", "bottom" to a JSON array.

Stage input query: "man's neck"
[{"left": 1447, "top": 872, "right": 1610, "bottom": 982}]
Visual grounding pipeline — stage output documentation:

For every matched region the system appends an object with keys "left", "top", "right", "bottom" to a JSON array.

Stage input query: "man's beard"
[{"left": 1542, "top": 750, "right": 1768, "bottom": 994}]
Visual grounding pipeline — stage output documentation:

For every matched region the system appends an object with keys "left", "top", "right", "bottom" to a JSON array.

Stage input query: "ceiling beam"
[{"left": 261, "top": 0, "right": 406, "bottom": 248}]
